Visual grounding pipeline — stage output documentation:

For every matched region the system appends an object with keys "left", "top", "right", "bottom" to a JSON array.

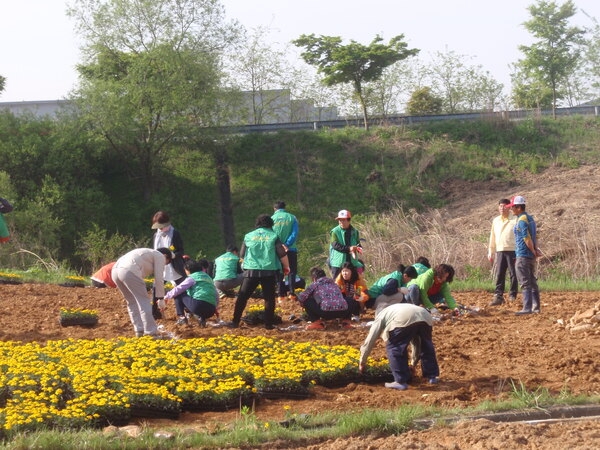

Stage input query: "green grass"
[{"left": 2, "top": 387, "right": 598, "bottom": 449}]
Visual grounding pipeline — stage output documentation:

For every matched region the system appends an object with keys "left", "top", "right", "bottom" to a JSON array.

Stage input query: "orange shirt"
[
  {"left": 335, "top": 274, "right": 369, "bottom": 303},
  {"left": 91, "top": 262, "right": 117, "bottom": 288}
]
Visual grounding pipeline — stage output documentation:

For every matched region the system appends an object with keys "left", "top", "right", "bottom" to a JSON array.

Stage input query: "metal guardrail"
[{"left": 226, "top": 105, "right": 600, "bottom": 134}]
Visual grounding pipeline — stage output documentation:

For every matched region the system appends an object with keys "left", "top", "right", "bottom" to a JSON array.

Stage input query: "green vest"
[
  {"left": 187, "top": 271, "right": 217, "bottom": 306},
  {"left": 368, "top": 270, "right": 403, "bottom": 298},
  {"left": 242, "top": 228, "right": 280, "bottom": 270},
  {"left": 413, "top": 263, "right": 429, "bottom": 276},
  {"left": 0, "top": 214, "right": 9, "bottom": 242},
  {"left": 329, "top": 225, "right": 363, "bottom": 269},
  {"left": 271, "top": 209, "right": 297, "bottom": 250},
  {"left": 214, "top": 251, "right": 240, "bottom": 280}
]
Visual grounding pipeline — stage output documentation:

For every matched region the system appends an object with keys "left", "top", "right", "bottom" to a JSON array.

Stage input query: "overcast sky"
[{"left": 1, "top": 0, "right": 598, "bottom": 103}]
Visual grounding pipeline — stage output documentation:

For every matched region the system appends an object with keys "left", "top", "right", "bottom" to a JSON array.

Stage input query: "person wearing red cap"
[
  {"left": 329, "top": 209, "right": 364, "bottom": 279},
  {"left": 507, "top": 195, "right": 541, "bottom": 315}
]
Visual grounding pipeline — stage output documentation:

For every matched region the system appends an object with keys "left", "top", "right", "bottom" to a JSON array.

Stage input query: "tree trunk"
[
  {"left": 358, "top": 92, "right": 369, "bottom": 130},
  {"left": 214, "top": 148, "right": 236, "bottom": 247}
]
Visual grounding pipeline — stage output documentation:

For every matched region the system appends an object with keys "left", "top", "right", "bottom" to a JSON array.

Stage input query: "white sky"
[{"left": 1, "top": 0, "right": 599, "bottom": 102}]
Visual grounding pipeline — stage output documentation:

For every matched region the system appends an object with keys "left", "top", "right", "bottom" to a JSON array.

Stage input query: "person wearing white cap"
[
  {"left": 329, "top": 209, "right": 364, "bottom": 279},
  {"left": 507, "top": 195, "right": 541, "bottom": 315}
]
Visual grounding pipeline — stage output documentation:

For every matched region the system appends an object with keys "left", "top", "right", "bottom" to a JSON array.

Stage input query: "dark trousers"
[
  {"left": 494, "top": 251, "right": 518, "bottom": 299},
  {"left": 175, "top": 295, "right": 216, "bottom": 319},
  {"left": 344, "top": 296, "right": 362, "bottom": 316},
  {"left": 302, "top": 296, "right": 349, "bottom": 322},
  {"left": 386, "top": 321, "right": 439, "bottom": 384},
  {"left": 515, "top": 256, "right": 539, "bottom": 295},
  {"left": 277, "top": 250, "right": 298, "bottom": 296},
  {"left": 232, "top": 275, "right": 276, "bottom": 327}
]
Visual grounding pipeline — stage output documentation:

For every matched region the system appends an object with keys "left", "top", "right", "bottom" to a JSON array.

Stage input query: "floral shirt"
[{"left": 298, "top": 277, "right": 348, "bottom": 311}]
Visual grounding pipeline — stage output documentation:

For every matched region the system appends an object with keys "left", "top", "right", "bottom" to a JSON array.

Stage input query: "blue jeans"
[{"left": 386, "top": 321, "right": 439, "bottom": 384}]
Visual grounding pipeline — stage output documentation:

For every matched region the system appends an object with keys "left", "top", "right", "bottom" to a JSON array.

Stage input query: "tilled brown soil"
[{"left": 0, "top": 283, "right": 599, "bottom": 448}]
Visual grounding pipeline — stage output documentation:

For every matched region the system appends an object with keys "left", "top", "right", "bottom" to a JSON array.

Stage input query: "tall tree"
[
  {"left": 428, "top": 50, "right": 504, "bottom": 113},
  {"left": 292, "top": 34, "right": 418, "bottom": 129},
  {"left": 515, "top": 0, "right": 585, "bottom": 117},
  {"left": 224, "top": 27, "right": 296, "bottom": 124},
  {"left": 68, "top": 0, "right": 241, "bottom": 200},
  {"left": 0, "top": 75, "right": 5, "bottom": 95}
]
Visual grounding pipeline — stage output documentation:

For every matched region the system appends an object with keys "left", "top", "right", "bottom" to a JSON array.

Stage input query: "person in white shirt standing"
[{"left": 488, "top": 198, "right": 518, "bottom": 306}]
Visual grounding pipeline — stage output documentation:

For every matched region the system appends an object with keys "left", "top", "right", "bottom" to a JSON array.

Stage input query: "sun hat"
[{"left": 151, "top": 221, "right": 171, "bottom": 230}]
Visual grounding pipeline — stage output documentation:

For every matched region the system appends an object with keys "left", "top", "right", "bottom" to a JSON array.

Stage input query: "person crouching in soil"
[
  {"left": 164, "top": 258, "right": 218, "bottom": 327},
  {"left": 359, "top": 303, "right": 440, "bottom": 391},
  {"left": 297, "top": 267, "right": 351, "bottom": 330}
]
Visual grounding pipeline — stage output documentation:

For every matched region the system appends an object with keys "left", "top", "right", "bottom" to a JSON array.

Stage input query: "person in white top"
[
  {"left": 488, "top": 198, "right": 518, "bottom": 306},
  {"left": 112, "top": 247, "right": 173, "bottom": 337}
]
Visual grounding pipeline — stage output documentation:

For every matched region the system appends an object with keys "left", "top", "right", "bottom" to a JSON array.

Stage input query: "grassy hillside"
[
  {"left": 3, "top": 114, "right": 599, "bottom": 279},
  {"left": 204, "top": 116, "right": 600, "bottom": 279}
]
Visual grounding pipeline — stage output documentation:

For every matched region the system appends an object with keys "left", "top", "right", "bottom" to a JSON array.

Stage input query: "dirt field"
[{"left": 0, "top": 282, "right": 598, "bottom": 449}]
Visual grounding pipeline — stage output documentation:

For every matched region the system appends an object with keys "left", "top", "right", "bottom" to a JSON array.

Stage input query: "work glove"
[{"left": 156, "top": 298, "right": 166, "bottom": 311}]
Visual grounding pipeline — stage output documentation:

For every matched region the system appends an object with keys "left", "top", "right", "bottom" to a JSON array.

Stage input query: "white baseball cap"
[
  {"left": 507, "top": 195, "right": 526, "bottom": 207},
  {"left": 335, "top": 209, "right": 352, "bottom": 220}
]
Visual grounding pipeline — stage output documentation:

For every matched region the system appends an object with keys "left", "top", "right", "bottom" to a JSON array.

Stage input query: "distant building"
[
  {"left": 0, "top": 100, "right": 71, "bottom": 118},
  {"left": 0, "top": 90, "right": 338, "bottom": 124}
]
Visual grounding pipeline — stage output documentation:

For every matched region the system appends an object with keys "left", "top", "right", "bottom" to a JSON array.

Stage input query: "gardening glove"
[
  {"left": 156, "top": 298, "right": 166, "bottom": 311},
  {"left": 429, "top": 307, "right": 440, "bottom": 315}
]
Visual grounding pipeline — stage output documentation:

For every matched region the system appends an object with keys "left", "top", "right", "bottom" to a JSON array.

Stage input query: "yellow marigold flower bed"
[{"left": 0, "top": 336, "right": 389, "bottom": 435}]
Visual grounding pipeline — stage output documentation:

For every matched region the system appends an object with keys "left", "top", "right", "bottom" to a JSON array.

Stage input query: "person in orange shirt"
[
  {"left": 91, "top": 261, "right": 117, "bottom": 288},
  {"left": 335, "top": 262, "right": 369, "bottom": 322}
]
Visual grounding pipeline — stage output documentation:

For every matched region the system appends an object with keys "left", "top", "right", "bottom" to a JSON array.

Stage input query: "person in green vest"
[
  {"left": 164, "top": 258, "right": 218, "bottom": 327},
  {"left": 271, "top": 201, "right": 299, "bottom": 301},
  {"left": 412, "top": 256, "right": 431, "bottom": 276},
  {"left": 0, "top": 197, "right": 13, "bottom": 244},
  {"left": 226, "top": 214, "right": 290, "bottom": 330},
  {"left": 365, "top": 264, "right": 418, "bottom": 309},
  {"left": 213, "top": 245, "right": 243, "bottom": 299},
  {"left": 329, "top": 209, "right": 363, "bottom": 279}
]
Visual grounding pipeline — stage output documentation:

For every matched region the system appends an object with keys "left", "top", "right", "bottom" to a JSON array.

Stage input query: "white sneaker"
[{"left": 384, "top": 381, "right": 408, "bottom": 390}]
